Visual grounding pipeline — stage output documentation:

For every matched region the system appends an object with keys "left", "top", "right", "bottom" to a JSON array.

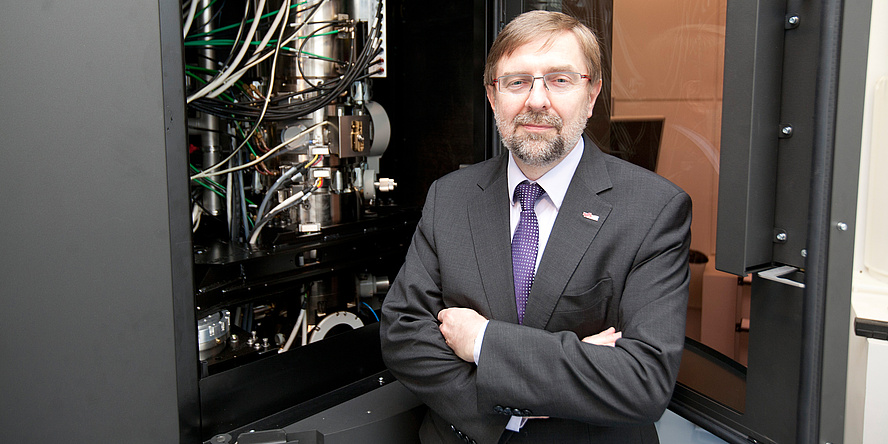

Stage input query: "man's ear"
[
  {"left": 586, "top": 79, "right": 602, "bottom": 118},
  {"left": 485, "top": 85, "right": 497, "bottom": 112}
]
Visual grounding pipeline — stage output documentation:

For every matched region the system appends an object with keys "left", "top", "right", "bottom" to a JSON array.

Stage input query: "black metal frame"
[{"left": 682, "top": 0, "right": 872, "bottom": 443}]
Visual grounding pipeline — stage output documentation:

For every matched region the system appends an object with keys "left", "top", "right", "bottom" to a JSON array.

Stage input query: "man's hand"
[
  {"left": 437, "top": 307, "right": 487, "bottom": 362},
  {"left": 582, "top": 327, "right": 622, "bottom": 347}
]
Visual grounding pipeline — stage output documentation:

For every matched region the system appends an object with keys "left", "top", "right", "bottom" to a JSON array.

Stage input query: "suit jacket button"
[
  {"left": 494, "top": 405, "right": 504, "bottom": 414},
  {"left": 522, "top": 409, "right": 533, "bottom": 416},
  {"left": 450, "top": 424, "right": 457, "bottom": 432},
  {"left": 504, "top": 407, "right": 514, "bottom": 416}
]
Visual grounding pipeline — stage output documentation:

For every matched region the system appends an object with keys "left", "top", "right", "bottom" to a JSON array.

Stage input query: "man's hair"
[{"left": 483, "top": 10, "right": 602, "bottom": 87}]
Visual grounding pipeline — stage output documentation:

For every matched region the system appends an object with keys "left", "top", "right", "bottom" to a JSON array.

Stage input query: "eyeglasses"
[{"left": 493, "top": 72, "right": 592, "bottom": 94}]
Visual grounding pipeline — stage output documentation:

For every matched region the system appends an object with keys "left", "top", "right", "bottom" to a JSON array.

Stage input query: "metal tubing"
[{"left": 199, "top": 0, "right": 224, "bottom": 216}]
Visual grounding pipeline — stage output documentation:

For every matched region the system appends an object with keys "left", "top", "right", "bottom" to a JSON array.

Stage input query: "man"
[{"left": 380, "top": 10, "right": 691, "bottom": 444}]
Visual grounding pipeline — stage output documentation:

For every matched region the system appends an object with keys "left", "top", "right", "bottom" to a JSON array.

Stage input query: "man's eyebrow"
[{"left": 500, "top": 65, "right": 578, "bottom": 76}]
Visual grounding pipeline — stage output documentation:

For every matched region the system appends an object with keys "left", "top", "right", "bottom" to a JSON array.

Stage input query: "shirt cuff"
[
  {"left": 505, "top": 416, "right": 528, "bottom": 431},
  {"left": 472, "top": 320, "right": 489, "bottom": 365}
]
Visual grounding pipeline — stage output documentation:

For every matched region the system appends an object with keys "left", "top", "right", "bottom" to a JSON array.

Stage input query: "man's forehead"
[
  {"left": 510, "top": 31, "right": 573, "bottom": 57},
  {"left": 497, "top": 33, "right": 584, "bottom": 74},
  {"left": 500, "top": 64, "right": 577, "bottom": 76}
]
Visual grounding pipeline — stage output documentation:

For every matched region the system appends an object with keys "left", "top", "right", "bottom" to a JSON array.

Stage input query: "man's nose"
[{"left": 524, "top": 77, "right": 551, "bottom": 110}]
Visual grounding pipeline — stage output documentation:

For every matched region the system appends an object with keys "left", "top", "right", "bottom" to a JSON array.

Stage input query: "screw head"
[
  {"left": 776, "top": 232, "right": 787, "bottom": 242},
  {"left": 789, "top": 16, "right": 800, "bottom": 25},
  {"left": 837, "top": 222, "right": 848, "bottom": 231}
]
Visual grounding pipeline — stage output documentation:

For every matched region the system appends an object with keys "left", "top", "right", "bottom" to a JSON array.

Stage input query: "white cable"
[
  {"left": 195, "top": 2, "right": 291, "bottom": 172},
  {"left": 247, "top": 178, "right": 319, "bottom": 246},
  {"left": 192, "top": 203, "right": 203, "bottom": 233},
  {"left": 217, "top": 49, "right": 275, "bottom": 88},
  {"left": 279, "top": 307, "right": 306, "bottom": 353},
  {"left": 247, "top": 190, "right": 308, "bottom": 245},
  {"left": 302, "top": 307, "right": 308, "bottom": 346},
  {"left": 279, "top": 0, "right": 325, "bottom": 47},
  {"left": 206, "top": 47, "right": 273, "bottom": 99},
  {"left": 191, "top": 121, "right": 328, "bottom": 180},
  {"left": 226, "top": 168, "right": 234, "bottom": 228},
  {"left": 189, "top": 0, "right": 264, "bottom": 102},
  {"left": 267, "top": 190, "right": 305, "bottom": 215},
  {"left": 182, "top": 0, "right": 200, "bottom": 39},
  {"left": 206, "top": 0, "right": 289, "bottom": 99},
  {"left": 187, "top": 0, "right": 268, "bottom": 103}
]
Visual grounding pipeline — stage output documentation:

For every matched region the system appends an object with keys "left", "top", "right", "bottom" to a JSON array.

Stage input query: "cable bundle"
[{"left": 183, "top": 0, "right": 384, "bottom": 245}]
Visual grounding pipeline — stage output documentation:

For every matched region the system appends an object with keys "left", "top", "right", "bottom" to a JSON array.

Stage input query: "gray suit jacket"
[{"left": 380, "top": 139, "right": 692, "bottom": 444}]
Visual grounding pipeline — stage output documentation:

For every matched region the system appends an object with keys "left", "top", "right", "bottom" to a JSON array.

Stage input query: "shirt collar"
[{"left": 508, "top": 137, "right": 584, "bottom": 210}]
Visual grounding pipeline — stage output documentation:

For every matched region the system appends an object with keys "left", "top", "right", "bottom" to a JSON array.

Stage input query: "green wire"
[
  {"left": 195, "top": 0, "right": 219, "bottom": 19},
  {"left": 191, "top": 178, "right": 258, "bottom": 225},
  {"left": 187, "top": 66, "right": 252, "bottom": 96},
  {"left": 184, "top": 30, "right": 341, "bottom": 49},
  {"left": 186, "top": 40, "right": 338, "bottom": 63},
  {"left": 185, "top": 70, "right": 236, "bottom": 102},
  {"left": 233, "top": 122, "right": 260, "bottom": 158},
  {"left": 193, "top": 177, "right": 226, "bottom": 199},
  {"left": 295, "top": 30, "right": 341, "bottom": 39},
  {"left": 281, "top": 48, "right": 338, "bottom": 62},
  {"left": 190, "top": 164, "right": 226, "bottom": 190},
  {"left": 186, "top": 2, "right": 307, "bottom": 39},
  {"left": 185, "top": 65, "right": 217, "bottom": 74},
  {"left": 190, "top": 165, "right": 258, "bottom": 208}
]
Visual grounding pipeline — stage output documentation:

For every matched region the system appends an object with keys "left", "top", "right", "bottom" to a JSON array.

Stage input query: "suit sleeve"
[
  {"left": 476, "top": 190, "right": 692, "bottom": 425},
  {"left": 380, "top": 181, "right": 509, "bottom": 443}
]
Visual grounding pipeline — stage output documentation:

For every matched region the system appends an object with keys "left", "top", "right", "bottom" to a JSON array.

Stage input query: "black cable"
[
  {"left": 190, "top": 1, "right": 226, "bottom": 35},
  {"left": 186, "top": 0, "right": 252, "bottom": 97},
  {"left": 296, "top": 21, "right": 346, "bottom": 91},
  {"left": 186, "top": 0, "right": 384, "bottom": 122}
]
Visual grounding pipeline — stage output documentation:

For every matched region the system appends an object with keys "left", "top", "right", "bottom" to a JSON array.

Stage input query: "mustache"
[{"left": 513, "top": 111, "right": 563, "bottom": 130}]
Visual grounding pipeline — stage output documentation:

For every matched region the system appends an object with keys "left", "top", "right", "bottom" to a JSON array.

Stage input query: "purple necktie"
[{"left": 512, "top": 181, "right": 544, "bottom": 324}]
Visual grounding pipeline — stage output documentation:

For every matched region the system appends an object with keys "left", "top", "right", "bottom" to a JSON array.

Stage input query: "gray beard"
[{"left": 496, "top": 109, "right": 587, "bottom": 167}]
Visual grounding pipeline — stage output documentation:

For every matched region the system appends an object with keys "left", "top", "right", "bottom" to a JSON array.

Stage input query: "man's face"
[{"left": 486, "top": 31, "right": 602, "bottom": 167}]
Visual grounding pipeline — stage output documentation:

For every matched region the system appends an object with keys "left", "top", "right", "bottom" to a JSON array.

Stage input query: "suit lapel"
[
  {"left": 467, "top": 156, "right": 518, "bottom": 322},
  {"left": 522, "top": 143, "right": 614, "bottom": 329}
]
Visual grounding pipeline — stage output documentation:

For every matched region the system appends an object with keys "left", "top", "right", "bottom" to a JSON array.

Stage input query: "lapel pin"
[{"left": 582, "top": 212, "right": 599, "bottom": 221}]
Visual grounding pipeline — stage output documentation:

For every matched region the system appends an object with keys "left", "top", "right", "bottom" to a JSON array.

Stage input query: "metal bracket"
[{"left": 758, "top": 265, "right": 805, "bottom": 288}]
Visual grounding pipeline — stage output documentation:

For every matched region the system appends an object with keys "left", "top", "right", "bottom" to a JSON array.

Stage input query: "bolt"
[
  {"left": 776, "top": 232, "right": 787, "bottom": 242},
  {"left": 781, "top": 125, "right": 793, "bottom": 136},
  {"left": 837, "top": 222, "right": 848, "bottom": 231},
  {"left": 788, "top": 16, "right": 799, "bottom": 25}
]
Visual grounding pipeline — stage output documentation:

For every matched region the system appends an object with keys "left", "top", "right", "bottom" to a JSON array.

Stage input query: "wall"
[
  {"left": 849, "top": 1, "right": 888, "bottom": 442},
  {"left": 611, "top": 0, "right": 726, "bottom": 258}
]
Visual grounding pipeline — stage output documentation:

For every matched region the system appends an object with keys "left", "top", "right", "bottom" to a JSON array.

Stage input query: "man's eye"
[{"left": 506, "top": 79, "right": 527, "bottom": 88}]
